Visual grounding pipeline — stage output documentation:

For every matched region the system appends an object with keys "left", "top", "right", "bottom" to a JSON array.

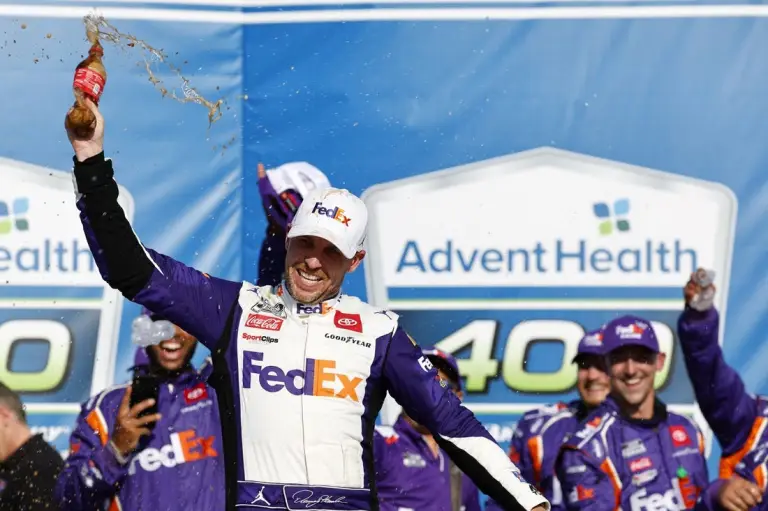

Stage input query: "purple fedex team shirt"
[{"left": 375, "top": 417, "right": 481, "bottom": 511}]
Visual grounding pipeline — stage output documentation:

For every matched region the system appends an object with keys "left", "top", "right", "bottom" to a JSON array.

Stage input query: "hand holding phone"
[
  {"left": 129, "top": 373, "right": 160, "bottom": 419},
  {"left": 112, "top": 379, "right": 162, "bottom": 458}
]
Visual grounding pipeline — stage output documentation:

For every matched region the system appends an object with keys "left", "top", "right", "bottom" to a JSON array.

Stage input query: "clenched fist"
[
  {"left": 65, "top": 97, "right": 104, "bottom": 162},
  {"left": 684, "top": 268, "right": 716, "bottom": 312}
]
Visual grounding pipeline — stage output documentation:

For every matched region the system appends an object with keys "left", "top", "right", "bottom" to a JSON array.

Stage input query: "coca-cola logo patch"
[
  {"left": 184, "top": 383, "right": 208, "bottom": 405},
  {"left": 629, "top": 457, "right": 652, "bottom": 473},
  {"left": 334, "top": 311, "right": 362, "bottom": 333},
  {"left": 246, "top": 314, "right": 284, "bottom": 331}
]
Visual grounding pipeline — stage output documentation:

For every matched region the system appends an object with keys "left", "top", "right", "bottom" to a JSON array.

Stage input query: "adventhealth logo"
[
  {"left": 312, "top": 202, "right": 351, "bottom": 226},
  {"left": 0, "top": 198, "right": 30, "bottom": 234},
  {"left": 593, "top": 198, "right": 630, "bottom": 236},
  {"left": 395, "top": 199, "right": 697, "bottom": 276},
  {"left": 0, "top": 196, "right": 95, "bottom": 274}
]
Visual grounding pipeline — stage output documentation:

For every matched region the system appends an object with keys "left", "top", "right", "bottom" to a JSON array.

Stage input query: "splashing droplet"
[{"left": 81, "top": 12, "right": 225, "bottom": 127}]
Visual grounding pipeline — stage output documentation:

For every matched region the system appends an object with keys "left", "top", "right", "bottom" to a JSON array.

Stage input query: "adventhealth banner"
[
  {"left": 2, "top": 1, "right": 768, "bottom": 482},
  {"left": 363, "top": 148, "right": 735, "bottom": 453}
]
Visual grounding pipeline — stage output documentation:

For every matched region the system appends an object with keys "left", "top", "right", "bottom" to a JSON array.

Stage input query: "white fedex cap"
[
  {"left": 267, "top": 162, "right": 331, "bottom": 198},
  {"left": 287, "top": 187, "right": 368, "bottom": 259}
]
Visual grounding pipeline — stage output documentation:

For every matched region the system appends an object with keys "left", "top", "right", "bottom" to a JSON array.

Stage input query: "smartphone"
[{"left": 130, "top": 373, "right": 160, "bottom": 424}]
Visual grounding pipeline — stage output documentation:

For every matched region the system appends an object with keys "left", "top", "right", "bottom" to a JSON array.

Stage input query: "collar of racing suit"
[
  {"left": 277, "top": 282, "right": 343, "bottom": 317},
  {"left": 605, "top": 396, "right": 669, "bottom": 427}
]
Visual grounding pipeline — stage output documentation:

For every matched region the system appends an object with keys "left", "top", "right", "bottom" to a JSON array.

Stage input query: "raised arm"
[
  {"left": 486, "top": 415, "right": 539, "bottom": 511},
  {"left": 68, "top": 100, "right": 241, "bottom": 350},
  {"left": 677, "top": 307, "right": 758, "bottom": 463},
  {"left": 382, "top": 327, "right": 549, "bottom": 511}
]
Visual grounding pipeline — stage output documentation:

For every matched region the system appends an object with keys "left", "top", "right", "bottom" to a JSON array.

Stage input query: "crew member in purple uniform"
[
  {"left": 487, "top": 329, "right": 610, "bottom": 511},
  {"left": 677, "top": 270, "right": 764, "bottom": 511},
  {"left": 55, "top": 310, "right": 224, "bottom": 511},
  {"left": 557, "top": 315, "right": 709, "bottom": 511}
]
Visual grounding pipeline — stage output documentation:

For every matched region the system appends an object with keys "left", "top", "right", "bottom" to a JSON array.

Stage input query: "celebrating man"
[
  {"left": 487, "top": 329, "right": 610, "bottom": 511},
  {"left": 556, "top": 316, "right": 708, "bottom": 511},
  {"left": 65, "top": 99, "right": 548, "bottom": 511}
]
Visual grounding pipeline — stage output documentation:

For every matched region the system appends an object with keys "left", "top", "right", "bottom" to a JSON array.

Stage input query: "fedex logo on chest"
[{"left": 242, "top": 351, "right": 365, "bottom": 402}]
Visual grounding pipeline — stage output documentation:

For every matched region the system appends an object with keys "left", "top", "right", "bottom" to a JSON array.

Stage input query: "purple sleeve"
[
  {"left": 694, "top": 480, "right": 725, "bottom": 511},
  {"left": 382, "top": 327, "right": 548, "bottom": 511},
  {"left": 555, "top": 448, "right": 616, "bottom": 511},
  {"left": 73, "top": 153, "right": 241, "bottom": 350},
  {"left": 677, "top": 307, "right": 757, "bottom": 456},
  {"left": 371, "top": 429, "right": 394, "bottom": 480},
  {"left": 370, "top": 428, "right": 404, "bottom": 503},
  {"left": 55, "top": 396, "right": 128, "bottom": 510},
  {"left": 461, "top": 475, "right": 481, "bottom": 511},
  {"left": 257, "top": 225, "right": 287, "bottom": 287}
]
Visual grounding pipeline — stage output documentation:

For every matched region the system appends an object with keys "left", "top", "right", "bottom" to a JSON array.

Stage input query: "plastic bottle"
[{"left": 65, "top": 28, "right": 107, "bottom": 139}]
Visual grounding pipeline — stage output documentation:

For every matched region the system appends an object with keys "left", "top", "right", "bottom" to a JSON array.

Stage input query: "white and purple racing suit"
[{"left": 71, "top": 152, "right": 549, "bottom": 511}]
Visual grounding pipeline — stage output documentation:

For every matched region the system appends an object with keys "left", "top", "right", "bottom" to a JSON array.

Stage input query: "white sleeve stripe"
[
  {"left": 441, "top": 434, "right": 549, "bottom": 511},
  {"left": 130, "top": 221, "right": 164, "bottom": 276}
]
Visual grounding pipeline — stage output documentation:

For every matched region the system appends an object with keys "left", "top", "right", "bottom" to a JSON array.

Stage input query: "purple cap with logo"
[
  {"left": 571, "top": 329, "right": 605, "bottom": 363},
  {"left": 421, "top": 346, "right": 461, "bottom": 391},
  {"left": 602, "top": 315, "right": 660, "bottom": 354}
]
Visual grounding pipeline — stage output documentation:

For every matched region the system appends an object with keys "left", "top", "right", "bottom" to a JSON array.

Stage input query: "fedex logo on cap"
[
  {"left": 312, "top": 202, "right": 351, "bottom": 226},
  {"left": 615, "top": 322, "right": 648, "bottom": 340},
  {"left": 584, "top": 332, "right": 603, "bottom": 346},
  {"left": 242, "top": 351, "right": 363, "bottom": 402}
]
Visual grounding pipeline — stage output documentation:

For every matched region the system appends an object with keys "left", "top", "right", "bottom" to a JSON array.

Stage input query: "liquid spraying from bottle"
[
  {"left": 81, "top": 13, "right": 225, "bottom": 127},
  {"left": 64, "top": 19, "right": 107, "bottom": 139}
]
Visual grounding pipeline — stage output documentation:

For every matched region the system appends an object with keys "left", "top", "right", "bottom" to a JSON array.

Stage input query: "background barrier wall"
[{"left": 2, "top": 0, "right": 768, "bottom": 492}]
